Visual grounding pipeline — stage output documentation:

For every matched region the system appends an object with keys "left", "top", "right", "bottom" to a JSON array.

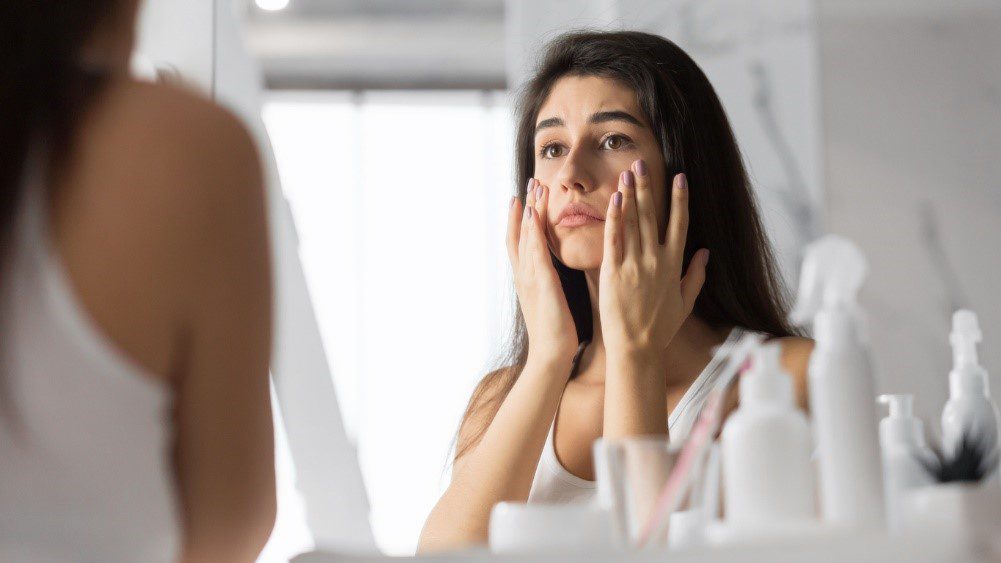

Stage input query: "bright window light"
[
  {"left": 263, "top": 90, "right": 514, "bottom": 555},
  {"left": 255, "top": 0, "right": 290, "bottom": 11}
]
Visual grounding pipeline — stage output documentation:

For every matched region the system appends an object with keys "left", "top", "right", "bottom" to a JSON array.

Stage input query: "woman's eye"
[
  {"left": 540, "top": 144, "right": 565, "bottom": 159},
  {"left": 601, "top": 135, "right": 629, "bottom": 150}
]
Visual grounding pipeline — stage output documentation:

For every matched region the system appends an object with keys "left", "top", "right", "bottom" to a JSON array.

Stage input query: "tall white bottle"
[
  {"left": 790, "top": 236, "right": 885, "bottom": 528},
  {"left": 721, "top": 343, "right": 816, "bottom": 528},
  {"left": 877, "top": 394, "right": 935, "bottom": 530},
  {"left": 941, "top": 310, "right": 1001, "bottom": 479}
]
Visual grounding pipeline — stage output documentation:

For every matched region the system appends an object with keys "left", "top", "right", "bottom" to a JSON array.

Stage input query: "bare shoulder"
[
  {"left": 72, "top": 78, "right": 266, "bottom": 244},
  {"left": 87, "top": 78, "right": 262, "bottom": 193},
  {"left": 50, "top": 78, "right": 268, "bottom": 378}
]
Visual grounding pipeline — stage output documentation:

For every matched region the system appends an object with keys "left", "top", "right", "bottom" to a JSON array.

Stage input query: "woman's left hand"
[{"left": 598, "top": 160, "right": 710, "bottom": 369}]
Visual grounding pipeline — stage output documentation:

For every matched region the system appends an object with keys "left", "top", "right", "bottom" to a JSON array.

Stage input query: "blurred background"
[{"left": 170, "top": 0, "right": 1001, "bottom": 559}]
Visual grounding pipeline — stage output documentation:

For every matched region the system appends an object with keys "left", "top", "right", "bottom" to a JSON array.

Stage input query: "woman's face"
[{"left": 533, "top": 75, "right": 668, "bottom": 271}]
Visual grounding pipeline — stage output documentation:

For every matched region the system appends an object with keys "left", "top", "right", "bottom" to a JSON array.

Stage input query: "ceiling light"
[{"left": 255, "top": 0, "right": 290, "bottom": 11}]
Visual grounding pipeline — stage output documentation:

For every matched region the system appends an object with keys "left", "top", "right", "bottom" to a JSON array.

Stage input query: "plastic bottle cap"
[{"left": 740, "top": 343, "right": 794, "bottom": 408}]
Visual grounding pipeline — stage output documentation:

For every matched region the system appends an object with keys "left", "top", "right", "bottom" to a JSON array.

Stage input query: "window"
[{"left": 262, "top": 90, "right": 514, "bottom": 555}]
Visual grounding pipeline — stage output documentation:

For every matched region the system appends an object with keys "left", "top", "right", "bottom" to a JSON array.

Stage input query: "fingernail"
[
  {"left": 622, "top": 170, "right": 635, "bottom": 188},
  {"left": 526, "top": 178, "right": 535, "bottom": 194},
  {"left": 525, "top": 204, "right": 531, "bottom": 218},
  {"left": 510, "top": 196, "right": 516, "bottom": 208},
  {"left": 535, "top": 185, "right": 544, "bottom": 200},
  {"left": 613, "top": 191, "right": 622, "bottom": 208},
  {"left": 634, "top": 159, "right": 647, "bottom": 176},
  {"left": 701, "top": 249, "right": 710, "bottom": 265},
  {"left": 678, "top": 173, "right": 688, "bottom": 190}
]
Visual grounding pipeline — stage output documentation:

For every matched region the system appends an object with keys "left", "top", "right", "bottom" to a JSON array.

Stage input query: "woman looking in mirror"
[
  {"left": 0, "top": 2, "right": 275, "bottom": 560},
  {"left": 419, "top": 30, "right": 814, "bottom": 552}
]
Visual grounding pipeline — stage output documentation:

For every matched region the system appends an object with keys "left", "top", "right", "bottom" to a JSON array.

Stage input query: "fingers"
[
  {"left": 603, "top": 189, "right": 624, "bottom": 267},
  {"left": 518, "top": 178, "right": 537, "bottom": 266},
  {"left": 528, "top": 183, "right": 551, "bottom": 265},
  {"left": 680, "top": 248, "right": 709, "bottom": 313},
  {"left": 535, "top": 180, "right": 551, "bottom": 251},
  {"left": 619, "top": 169, "right": 642, "bottom": 260},
  {"left": 507, "top": 193, "right": 524, "bottom": 267},
  {"left": 631, "top": 159, "right": 659, "bottom": 256},
  {"left": 665, "top": 173, "right": 690, "bottom": 273}
]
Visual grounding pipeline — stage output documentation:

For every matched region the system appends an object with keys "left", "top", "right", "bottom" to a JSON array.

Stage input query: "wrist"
[
  {"left": 526, "top": 346, "right": 578, "bottom": 373},
  {"left": 606, "top": 352, "right": 668, "bottom": 384}
]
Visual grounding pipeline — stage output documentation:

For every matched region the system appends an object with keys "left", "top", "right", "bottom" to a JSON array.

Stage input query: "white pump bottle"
[
  {"left": 790, "top": 235, "right": 885, "bottom": 528},
  {"left": 877, "top": 394, "right": 935, "bottom": 530},
  {"left": 721, "top": 343, "right": 816, "bottom": 528},
  {"left": 941, "top": 310, "right": 1000, "bottom": 480}
]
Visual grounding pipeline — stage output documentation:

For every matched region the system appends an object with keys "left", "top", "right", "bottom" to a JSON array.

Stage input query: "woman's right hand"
[{"left": 507, "top": 179, "right": 579, "bottom": 367}]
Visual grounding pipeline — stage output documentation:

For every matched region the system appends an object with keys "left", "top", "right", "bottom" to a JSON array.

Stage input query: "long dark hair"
[
  {"left": 0, "top": 2, "right": 120, "bottom": 251},
  {"left": 455, "top": 30, "right": 799, "bottom": 460}
]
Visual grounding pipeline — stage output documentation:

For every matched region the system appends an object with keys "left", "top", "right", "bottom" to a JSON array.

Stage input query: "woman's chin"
[{"left": 554, "top": 249, "right": 602, "bottom": 272}]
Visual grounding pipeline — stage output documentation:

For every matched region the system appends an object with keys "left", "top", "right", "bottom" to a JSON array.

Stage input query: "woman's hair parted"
[
  {"left": 0, "top": 1, "right": 120, "bottom": 251},
  {"left": 453, "top": 30, "right": 799, "bottom": 462}
]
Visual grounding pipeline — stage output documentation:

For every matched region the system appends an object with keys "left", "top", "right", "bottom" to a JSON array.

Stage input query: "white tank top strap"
[{"left": 527, "top": 326, "right": 757, "bottom": 504}]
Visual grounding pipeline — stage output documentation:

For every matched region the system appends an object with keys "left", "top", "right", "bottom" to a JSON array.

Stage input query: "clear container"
[{"left": 593, "top": 436, "right": 681, "bottom": 547}]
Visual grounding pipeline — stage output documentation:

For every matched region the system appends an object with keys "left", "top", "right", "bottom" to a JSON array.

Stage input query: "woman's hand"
[
  {"left": 599, "top": 161, "right": 709, "bottom": 369},
  {"left": 507, "top": 179, "right": 579, "bottom": 367}
]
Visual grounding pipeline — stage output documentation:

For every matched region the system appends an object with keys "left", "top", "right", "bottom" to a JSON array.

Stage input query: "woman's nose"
[{"left": 556, "top": 151, "right": 594, "bottom": 193}]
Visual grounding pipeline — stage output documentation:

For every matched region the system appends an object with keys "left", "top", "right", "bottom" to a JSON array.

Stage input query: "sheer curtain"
[{"left": 262, "top": 90, "right": 514, "bottom": 555}]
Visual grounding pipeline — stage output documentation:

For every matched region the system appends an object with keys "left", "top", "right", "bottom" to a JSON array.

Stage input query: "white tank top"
[
  {"left": 527, "top": 327, "right": 751, "bottom": 504},
  {"left": 0, "top": 165, "right": 181, "bottom": 561}
]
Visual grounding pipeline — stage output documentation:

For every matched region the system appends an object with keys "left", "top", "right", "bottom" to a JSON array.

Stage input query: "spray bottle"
[
  {"left": 877, "top": 394, "right": 935, "bottom": 530},
  {"left": 941, "top": 310, "right": 1000, "bottom": 480},
  {"left": 790, "top": 235, "right": 885, "bottom": 528}
]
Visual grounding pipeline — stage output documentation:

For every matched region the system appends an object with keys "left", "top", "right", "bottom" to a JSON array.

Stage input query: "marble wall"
[{"left": 819, "top": 3, "right": 1001, "bottom": 429}]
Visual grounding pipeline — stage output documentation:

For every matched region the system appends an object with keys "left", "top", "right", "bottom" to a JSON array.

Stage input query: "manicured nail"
[
  {"left": 524, "top": 204, "right": 531, "bottom": 218},
  {"left": 526, "top": 178, "right": 535, "bottom": 194},
  {"left": 535, "top": 185, "right": 544, "bottom": 200},
  {"left": 634, "top": 159, "right": 648, "bottom": 176},
  {"left": 613, "top": 191, "right": 623, "bottom": 208},
  {"left": 678, "top": 173, "right": 688, "bottom": 190},
  {"left": 701, "top": 249, "right": 710, "bottom": 265},
  {"left": 622, "top": 170, "right": 635, "bottom": 188},
  {"left": 510, "top": 196, "right": 516, "bottom": 208}
]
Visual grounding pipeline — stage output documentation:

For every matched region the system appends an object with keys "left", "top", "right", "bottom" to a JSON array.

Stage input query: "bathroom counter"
[{"left": 294, "top": 527, "right": 993, "bottom": 562}]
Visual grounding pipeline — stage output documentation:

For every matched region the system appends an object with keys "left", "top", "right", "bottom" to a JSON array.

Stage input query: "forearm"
[
  {"left": 418, "top": 355, "right": 571, "bottom": 552},
  {"left": 603, "top": 354, "right": 669, "bottom": 439}
]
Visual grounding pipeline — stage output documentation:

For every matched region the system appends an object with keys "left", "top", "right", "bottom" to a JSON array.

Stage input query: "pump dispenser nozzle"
[
  {"left": 879, "top": 394, "right": 914, "bottom": 419},
  {"left": 947, "top": 309, "right": 990, "bottom": 399},
  {"left": 878, "top": 394, "right": 926, "bottom": 450},
  {"left": 950, "top": 310, "right": 982, "bottom": 369}
]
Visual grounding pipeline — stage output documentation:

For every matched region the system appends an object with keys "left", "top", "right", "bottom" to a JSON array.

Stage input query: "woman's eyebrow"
[
  {"left": 534, "top": 110, "right": 643, "bottom": 134},
  {"left": 589, "top": 110, "right": 642, "bottom": 126},
  {"left": 535, "top": 116, "right": 564, "bottom": 132}
]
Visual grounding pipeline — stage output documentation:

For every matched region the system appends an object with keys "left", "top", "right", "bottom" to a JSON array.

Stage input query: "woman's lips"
[
  {"left": 556, "top": 202, "right": 605, "bottom": 228},
  {"left": 558, "top": 214, "right": 604, "bottom": 227}
]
